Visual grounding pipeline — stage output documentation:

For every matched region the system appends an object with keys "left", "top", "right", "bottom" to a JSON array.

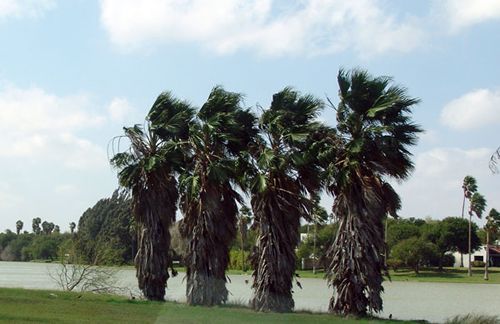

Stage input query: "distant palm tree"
[
  {"left": 32, "top": 217, "right": 41, "bottom": 235},
  {"left": 249, "top": 88, "right": 324, "bottom": 312},
  {"left": 111, "top": 92, "right": 194, "bottom": 301},
  {"left": 461, "top": 176, "right": 477, "bottom": 267},
  {"left": 326, "top": 69, "right": 422, "bottom": 315},
  {"left": 15, "top": 220, "right": 23, "bottom": 235},
  {"left": 179, "top": 86, "right": 258, "bottom": 306},
  {"left": 484, "top": 208, "right": 500, "bottom": 280},
  {"left": 490, "top": 147, "right": 500, "bottom": 173},
  {"left": 69, "top": 222, "right": 76, "bottom": 234},
  {"left": 468, "top": 192, "right": 486, "bottom": 277}
]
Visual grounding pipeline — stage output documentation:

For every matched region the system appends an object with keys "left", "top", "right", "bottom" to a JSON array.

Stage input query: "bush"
[
  {"left": 445, "top": 314, "right": 500, "bottom": 324},
  {"left": 472, "top": 260, "right": 486, "bottom": 267},
  {"left": 442, "top": 253, "right": 455, "bottom": 267},
  {"left": 391, "top": 237, "right": 439, "bottom": 273},
  {"left": 387, "top": 259, "right": 404, "bottom": 271},
  {"left": 229, "top": 249, "right": 250, "bottom": 271}
]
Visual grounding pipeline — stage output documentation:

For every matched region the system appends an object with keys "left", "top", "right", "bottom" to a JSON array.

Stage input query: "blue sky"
[{"left": 0, "top": 0, "right": 499, "bottom": 232}]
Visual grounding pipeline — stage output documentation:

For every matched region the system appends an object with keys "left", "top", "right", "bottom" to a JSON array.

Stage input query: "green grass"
[
  {"left": 0, "top": 288, "right": 425, "bottom": 324},
  {"left": 386, "top": 267, "right": 500, "bottom": 284},
  {"left": 175, "top": 266, "right": 500, "bottom": 283},
  {"left": 286, "top": 267, "right": 500, "bottom": 284}
]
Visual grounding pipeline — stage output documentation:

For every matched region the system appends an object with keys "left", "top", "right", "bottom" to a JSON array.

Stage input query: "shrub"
[
  {"left": 442, "top": 254, "right": 455, "bottom": 267},
  {"left": 229, "top": 249, "right": 250, "bottom": 271},
  {"left": 387, "top": 259, "right": 404, "bottom": 271},
  {"left": 472, "top": 260, "right": 485, "bottom": 267},
  {"left": 445, "top": 313, "right": 500, "bottom": 324}
]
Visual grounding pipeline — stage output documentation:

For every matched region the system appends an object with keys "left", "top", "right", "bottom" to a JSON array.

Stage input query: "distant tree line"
[{"left": 0, "top": 218, "right": 71, "bottom": 261}]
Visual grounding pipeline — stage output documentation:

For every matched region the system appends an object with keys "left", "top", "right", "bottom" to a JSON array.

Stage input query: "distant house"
[{"left": 452, "top": 245, "right": 500, "bottom": 267}]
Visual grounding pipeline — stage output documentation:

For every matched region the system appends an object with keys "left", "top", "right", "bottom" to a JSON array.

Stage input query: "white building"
[{"left": 452, "top": 245, "right": 500, "bottom": 268}]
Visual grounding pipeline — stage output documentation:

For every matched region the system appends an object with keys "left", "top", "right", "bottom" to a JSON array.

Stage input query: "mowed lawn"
[
  {"left": 0, "top": 288, "right": 425, "bottom": 324},
  {"left": 280, "top": 267, "right": 500, "bottom": 284}
]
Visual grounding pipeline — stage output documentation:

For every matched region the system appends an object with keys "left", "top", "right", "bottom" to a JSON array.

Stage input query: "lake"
[{"left": 1, "top": 261, "right": 499, "bottom": 323}]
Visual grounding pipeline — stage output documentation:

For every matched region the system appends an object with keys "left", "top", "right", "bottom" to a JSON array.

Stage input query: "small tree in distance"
[
  {"left": 468, "top": 192, "right": 486, "bottom": 276},
  {"left": 15, "top": 220, "right": 23, "bottom": 235},
  {"left": 484, "top": 208, "right": 500, "bottom": 280}
]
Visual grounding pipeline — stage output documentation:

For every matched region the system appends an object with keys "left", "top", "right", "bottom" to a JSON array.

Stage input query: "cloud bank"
[
  {"left": 100, "top": 0, "right": 424, "bottom": 57},
  {"left": 441, "top": 88, "right": 500, "bottom": 130}
]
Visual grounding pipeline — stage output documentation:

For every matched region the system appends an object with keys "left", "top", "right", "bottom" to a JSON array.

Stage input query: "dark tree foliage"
[
  {"left": 32, "top": 217, "right": 41, "bottom": 235},
  {"left": 76, "top": 190, "right": 135, "bottom": 265},
  {"left": 421, "top": 217, "right": 480, "bottom": 269}
]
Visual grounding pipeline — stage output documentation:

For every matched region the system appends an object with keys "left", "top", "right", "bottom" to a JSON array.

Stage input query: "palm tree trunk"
[
  {"left": 250, "top": 193, "right": 301, "bottom": 313},
  {"left": 460, "top": 195, "right": 466, "bottom": 267},
  {"left": 468, "top": 212, "right": 472, "bottom": 277},
  {"left": 183, "top": 187, "right": 237, "bottom": 306},
  {"left": 313, "top": 222, "right": 317, "bottom": 274},
  {"left": 327, "top": 189, "right": 386, "bottom": 316},
  {"left": 136, "top": 209, "right": 170, "bottom": 301},
  {"left": 484, "top": 231, "right": 490, "bottom": 280}
]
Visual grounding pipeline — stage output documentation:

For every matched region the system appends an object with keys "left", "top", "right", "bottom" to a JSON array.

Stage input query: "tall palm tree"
[
  {"left": 484, "top": 208, "right": 500, "bottom": 280},
  {"left": 111, "top": 92, "right": 194, "bottom": 301},
  {"left": 490, "top": 147, "right": 500, "bottom": 173},
  {"left": 467, "top": 192, "right": 486, "bottom": 277},
  {"left": 69, "top": 222, "right": 76, "bottom": 234},
  {"left": 248, "top": 88, "right": 324, "bottom": 312},
  {"left": 32, "top": 217, "right": 41, "bottom": 235},
  {"left": 179, "top": 86, "right": 258, "bottom": 306},
  {"left": 325, "top": 69, "right": 422, "bottom": 315},
  {"left": 460, "top": 176, "right": 477, "bottom": 266},
  {"left": 15, "top": 220, "right": 23, "bottom": 235}
]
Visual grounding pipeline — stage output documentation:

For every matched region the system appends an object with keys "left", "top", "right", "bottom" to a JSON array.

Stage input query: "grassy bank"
[
  {"left": 0, "top": 288, "right": 424, "bottom": 324},
  {"left": 285, "top": 267, "right": 500, "bottom": 284},
  {"left": 188, "top": 267, "right": 500, "bottom": 284}
]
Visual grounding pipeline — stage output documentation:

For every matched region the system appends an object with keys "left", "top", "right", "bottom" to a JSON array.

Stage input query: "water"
[{"left": 1, "top": 261, "right": 499, "bottom": 323}]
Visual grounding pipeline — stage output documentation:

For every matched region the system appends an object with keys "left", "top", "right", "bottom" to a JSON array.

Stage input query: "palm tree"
[
  {"left": 461, "top": 176, "right": 477, "bottom": 266},
  {"left": 110, "top": 92, "right": 194, "bottom": 301},
  {"left": 467, "top": 192, "right": 486, "bottom": 276},
  {"left": 178, "top": 86, "right": 258, "bottom": 306},
  {"left": 490, "top": 147, "right": 499, "bottom": 173},
  {"left": 69, "top": 222, "right": 76, "bottom": 234},
  {"left": 32, "top": 217, "right": 41, "bottom": 235},
  {"left": 249, "top": 88, "right": 324, "bottom": 312},
  {"left": 15, "top": 220, "right": 23, "bottom": 235},
  {"left": 325, "top": 69, "right": 422, "bottom": 315},
  {"left": 484, "top": 208, "right": 500, "bottom": 280}
]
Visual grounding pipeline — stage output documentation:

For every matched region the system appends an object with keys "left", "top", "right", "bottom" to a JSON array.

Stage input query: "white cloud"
[
  {"left": 100, "top": 0, "right": 425, "bottom": 57},
  {"left": 0, "top": 0, "right": 55, "bottom": 19},
  {"left": 0, "top": 85, "right": 107, "bottom": 170},
  {"left": 439, "top": 0, "right": 500, "bottom": 32},
  {"left": 108, "top": 97, "right": 134, "bottom": 122},
  {"left": 392, "top": 147, "right": 500, "bottom": 222},
  {"left": 440, "top": 88, "right": 500, "bottom": 130},
  {"left": 54, "top": 184, "right": 78, "bottom": 194}
]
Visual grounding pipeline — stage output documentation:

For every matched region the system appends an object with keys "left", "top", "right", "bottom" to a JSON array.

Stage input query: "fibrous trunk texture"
[
  {"left": 134, "top": 177, "right": 177, "bottom": 301},
  {"left": 327, "top": 178, "right": 386, "bottom": 315},
  {"left": 250, "top": 178, "right": 305, "bottom": 312},
  {"left": 135, "top": 210, "right": 170, "bottom": 301},
  {"left": 182, "top": 185, "right": 237, "bottom": 306}
]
